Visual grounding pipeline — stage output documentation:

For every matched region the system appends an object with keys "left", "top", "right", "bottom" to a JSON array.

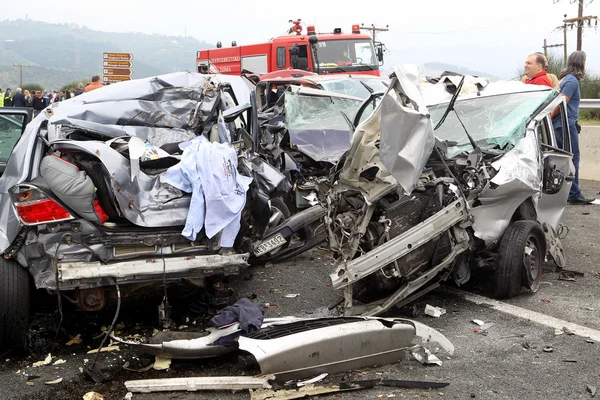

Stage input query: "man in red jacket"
[{"left": 524, "top": 53, "right": 553, "bottom": 88}]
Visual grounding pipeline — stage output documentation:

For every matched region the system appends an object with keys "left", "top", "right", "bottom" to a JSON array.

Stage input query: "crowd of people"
[{"left": 0, "top": 75, "right": 104, "bottom": 117}]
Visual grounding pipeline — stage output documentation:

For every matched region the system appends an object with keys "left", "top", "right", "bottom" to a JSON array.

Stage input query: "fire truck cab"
[{"left": 196, "top": 22, "right": 385, "bottom": 77}]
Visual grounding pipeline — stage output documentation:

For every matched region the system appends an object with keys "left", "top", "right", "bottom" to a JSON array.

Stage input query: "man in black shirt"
[{"left": 32, "top": 91, "right": 47, "bottom": 117}]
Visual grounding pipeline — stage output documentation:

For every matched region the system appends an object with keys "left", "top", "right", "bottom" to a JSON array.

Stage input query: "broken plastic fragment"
[
  {"left": 562, "top": 326, "right": 575, "bottom": 335},
  {"left": 66, "top": 334, "right": 83, "bottom": 346},
  {"left": 44, "top": 378, "right": 63, "bottom": 385},
  {"left": 284, "top": 294, "right": 300, "bottom": 298},
  {"left": 83, "top": 392, "right": 105, "bottom": 400},
  {"left": 411, "top": 347, "right": 442, "bottom": 366},
  {"left": 587, "top": 384, "right": 597, "bottom": 397},
  {"left": 472, "top": 320, "right": 485, "bottom": 326},
  {"left": 53, "top": 359, "right": 66, "bottom": 366},
  {"left": 87, "top": 345, "right": 120, "bottom": 354},
  {"left": 296, "top": 373, "right": 328, "bottom": 387},
  {"left": 424, "top": 305, "right": 446, "bottom": 318},
  {"left": 32, "top": 354, "right": 52, "bottom": 367},
  {"left": 543, "top": 346, "right": 554, "bottom": 353},
  {"left": 153, "top": 356, "right": 171, "bottom": 371}
]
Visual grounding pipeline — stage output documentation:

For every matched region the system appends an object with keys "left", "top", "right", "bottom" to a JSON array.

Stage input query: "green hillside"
[{"left": 0, "top": 19, "right": 214, "bottom": 90}]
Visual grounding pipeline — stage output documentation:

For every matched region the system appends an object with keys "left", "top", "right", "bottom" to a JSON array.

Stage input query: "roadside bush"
[
  {"left": 21, "top": 83, "right": 43, "bottom": 92},
  {"left": 59, "top": 79, "right": 88, "bottom": 93}
]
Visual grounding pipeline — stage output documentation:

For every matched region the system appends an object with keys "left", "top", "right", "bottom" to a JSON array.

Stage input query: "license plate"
[{"left": 254, "top": 233, "right": 287, "bottom": 257}]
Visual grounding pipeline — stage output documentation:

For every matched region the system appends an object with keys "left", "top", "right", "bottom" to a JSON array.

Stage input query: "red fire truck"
[{"left": 195, "top": 21, "right": 385, "bottom": 77}]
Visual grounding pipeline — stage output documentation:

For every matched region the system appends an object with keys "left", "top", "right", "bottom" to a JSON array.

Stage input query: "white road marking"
[{"left": 442, "top": 287, "right": 600, "bottom": 342}]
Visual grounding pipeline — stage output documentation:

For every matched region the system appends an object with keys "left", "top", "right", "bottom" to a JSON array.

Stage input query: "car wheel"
[
  {"left": 0, "top": 258, "right": 31, "bottom": 354},
  {"left": 494, "top": 221, "right": 545, "bottom": 299}
]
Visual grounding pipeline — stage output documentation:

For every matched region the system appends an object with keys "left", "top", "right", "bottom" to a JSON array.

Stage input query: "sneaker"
[{"left": 568, "top": 196, "right": 594, "bottom": 205}]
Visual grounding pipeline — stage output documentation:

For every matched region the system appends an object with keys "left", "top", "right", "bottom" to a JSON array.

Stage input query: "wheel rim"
[{"left": 523, "top": 235, "right": 542, "bottom": 292}]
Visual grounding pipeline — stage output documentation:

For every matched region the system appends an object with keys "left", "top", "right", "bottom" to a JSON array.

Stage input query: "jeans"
[{"left": 555, "top": 123, "right": 582, "bottom": 200}]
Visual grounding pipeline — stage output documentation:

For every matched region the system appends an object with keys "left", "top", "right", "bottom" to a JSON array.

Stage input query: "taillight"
[{"left": 10, "top": 185, "right": 74, "bottom": 225}]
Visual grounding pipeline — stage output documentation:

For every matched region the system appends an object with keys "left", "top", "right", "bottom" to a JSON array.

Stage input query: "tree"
[
  {"left": 21, "top": 83, "right": 43, "bottom": 92},
  {"left": 60, "top": 79, "right": 89, "bottom": 92}
]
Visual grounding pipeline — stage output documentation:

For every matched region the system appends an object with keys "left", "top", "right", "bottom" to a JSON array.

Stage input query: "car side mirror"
[
  {"left": 375, "top": 43, "right": 384, "bottom": 63},
  {"left": 289, "top": 45, "right": 299, "bottom": 69},
  {"left": 542, "top": 160, "right": 565, "bottom": 195}
]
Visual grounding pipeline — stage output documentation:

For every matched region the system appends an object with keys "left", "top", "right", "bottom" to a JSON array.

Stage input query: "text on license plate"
[{"left": 254, "top": 233, "right": 287, "bottom": 257}]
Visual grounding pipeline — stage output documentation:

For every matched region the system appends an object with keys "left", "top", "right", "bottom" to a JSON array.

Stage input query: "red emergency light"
[
  {"left": 307, "top": 25, "right": 316, "bottom": 35},
  {"left": 352, "top": 24, "right": 361, "bottom": 33}
]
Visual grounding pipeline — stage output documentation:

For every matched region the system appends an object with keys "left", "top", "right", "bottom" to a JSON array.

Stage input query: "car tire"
[
  {"left": 494, "top": 221, "right": 545, "bottom": 299},
  {"left": 0, "top": 258, "right": 31, "bottom": 354}
]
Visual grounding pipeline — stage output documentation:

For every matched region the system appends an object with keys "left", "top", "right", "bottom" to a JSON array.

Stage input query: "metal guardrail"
[{"left": 580, "top": 99, "right": 600, "bottom": 109}]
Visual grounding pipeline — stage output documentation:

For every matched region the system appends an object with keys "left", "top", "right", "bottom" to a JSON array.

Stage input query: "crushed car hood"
[{"left": 339, "top": 65, "right": 436, "bottom": 201}]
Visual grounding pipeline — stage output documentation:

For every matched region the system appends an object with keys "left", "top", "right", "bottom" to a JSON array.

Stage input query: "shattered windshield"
[
  {"left": 318, "top": 78, "right": 388, "bottom": 99},
  {"left": 285, "top": 91, "right": 363, "bottom": 163},
  {"left": 429, "top": 90, "right": 556, "bottom": 157},
  {"left": 314, "top": 39, "right": 377, "bottom": 71}
]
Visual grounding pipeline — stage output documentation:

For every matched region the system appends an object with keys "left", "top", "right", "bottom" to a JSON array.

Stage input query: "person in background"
[
  {"left": 521, "top": 53, "right": 559, "bottom": 90},
  {"left": 550, "top": 50, "right": 594, "bottom": 205},
  {"left": 0, "top": 89, "right": 4, "bottom": 107},
  {"left": 23, "top": 89, "right": 32, "bottom": 106},
  {"left": 84, "top": 75, "right": 104, "bottom": 92},
  {"left": 3, "top": 88, "right": 13, "bottom": 107},
  {"left": 12, "top": 88, "right": 27, "bottom": 107},
  {"left": 75, "top": 83, "right": 84, "bottom": 96},
  {"left": 523, "top": 53, "right": 553, "bottom": 88},
  {"left": 32, "top": 90, "right": 47, "bottom": 117}
]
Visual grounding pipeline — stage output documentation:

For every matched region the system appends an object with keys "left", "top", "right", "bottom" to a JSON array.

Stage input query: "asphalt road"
[{"left": 2, "top": 181, "right": 600, "bottom": 400}]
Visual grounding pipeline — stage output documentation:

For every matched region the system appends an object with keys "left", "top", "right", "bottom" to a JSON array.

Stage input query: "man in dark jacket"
[
  {"left": 12, "top": 88, "right": 28, "bottom": 107},
  {"left": 32, "top": 91, "right": 47, "bottom": 117},
  {"left": 3, "top": 88, "right": 13, "bottom": 107}
]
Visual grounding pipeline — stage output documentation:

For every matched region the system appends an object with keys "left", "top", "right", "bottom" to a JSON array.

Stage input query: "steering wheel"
[{"left": 356, "top": 57, "right": 363, "bottom": 64}]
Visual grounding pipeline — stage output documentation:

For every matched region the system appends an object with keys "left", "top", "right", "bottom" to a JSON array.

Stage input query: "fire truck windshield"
[{"left": 313, "top": 39, "right": 378, "bottom": 72}]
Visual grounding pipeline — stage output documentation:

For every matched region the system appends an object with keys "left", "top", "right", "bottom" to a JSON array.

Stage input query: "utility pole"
[
  {"left": 577, "top": 0, "right": 584, "bottom": 50},
  {"left": 562, "top": 12, "right": 598, "bottom": 53},
  {"left": 12, "top": 64, "right": 31, "bottom": 87},
  {"left": 543, "top": 38, "right": 564, "bottom": 58},
  {"left": 360, "top": 23, "right": 389, "bottom": 45},
  {"left": 563, "top": 15, "right": 568, "bottom": 65}
]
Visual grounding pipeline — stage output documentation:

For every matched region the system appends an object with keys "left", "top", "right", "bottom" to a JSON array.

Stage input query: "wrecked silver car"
[
  {"left": 321, "top": 65, "right": 573, "bottom": 316},
  {"left": 0, "top": 72, "right": 314, "bottom": 353}
]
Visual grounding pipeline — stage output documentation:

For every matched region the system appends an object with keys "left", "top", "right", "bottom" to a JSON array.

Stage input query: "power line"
[{"left": 398, "top": 15, "right": 532, "bottom": 35}]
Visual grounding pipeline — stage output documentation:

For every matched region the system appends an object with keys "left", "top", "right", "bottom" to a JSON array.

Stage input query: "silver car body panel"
[
  {"left": 238, "top": 316, "right": 453, "bottom": 382},
  {"left": 338, "top": 65, "right": 434, "bottom": 202}
]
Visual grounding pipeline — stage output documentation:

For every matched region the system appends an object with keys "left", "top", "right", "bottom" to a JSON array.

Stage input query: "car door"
[
  {"left": 0, "top": 108, "right": 32, "bottom": 176},
  {"left": 535, "top": 100, "right": 574, "bottom": 230}
]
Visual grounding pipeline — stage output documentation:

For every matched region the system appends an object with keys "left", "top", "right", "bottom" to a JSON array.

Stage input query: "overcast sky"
[{"left": 3, "top": 0, "right": 599, "bottom": 78}]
